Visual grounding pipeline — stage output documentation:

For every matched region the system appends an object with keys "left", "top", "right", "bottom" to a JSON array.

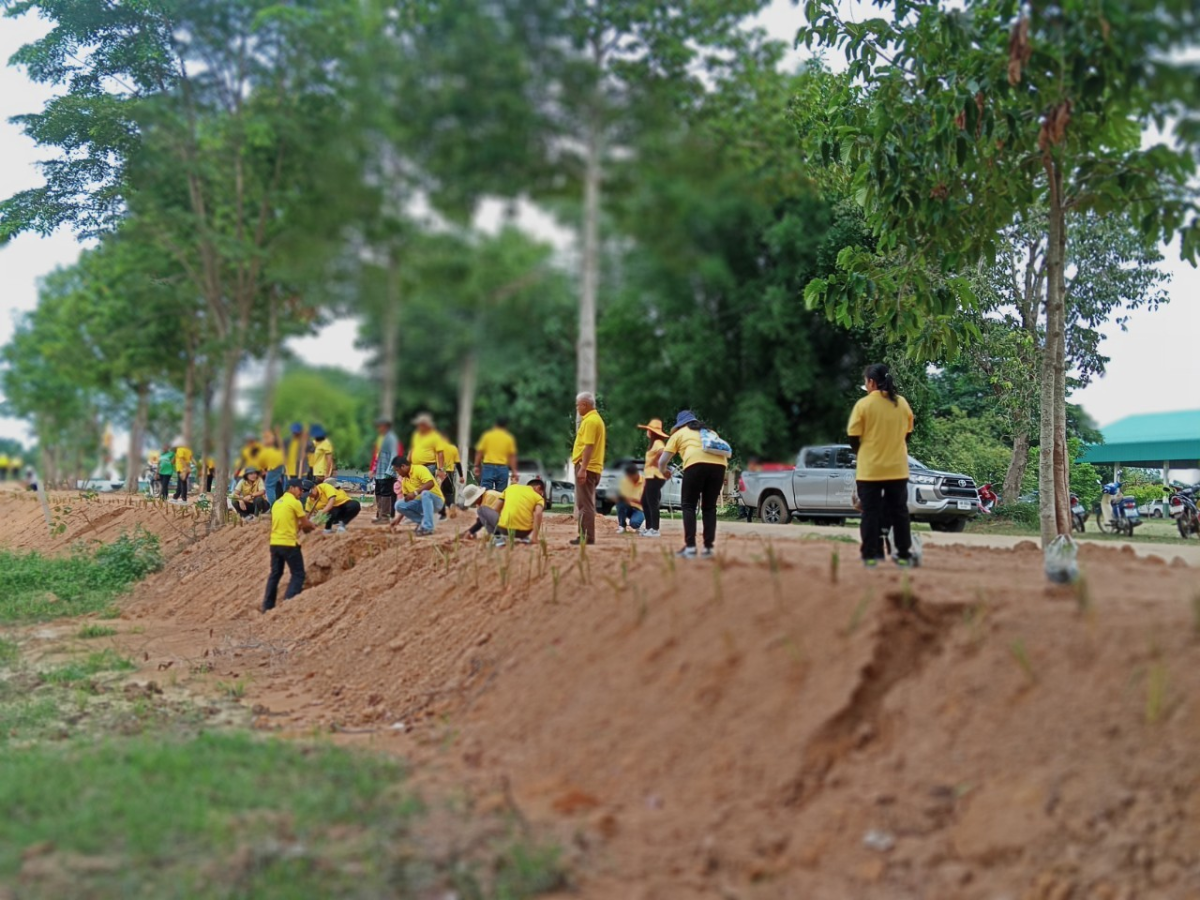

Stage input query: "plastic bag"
[
  {"left": 1044, "top": 534, "right": 1079, "bottom": 584},
  {"left": 699, "top": 428, "right": 732, "bottom": 458}
]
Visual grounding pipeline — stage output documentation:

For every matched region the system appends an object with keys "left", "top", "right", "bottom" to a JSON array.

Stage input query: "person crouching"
[
  {"left": 615, "top": 464, "right": 646, "bottom": 534},
  {"left": 390, "top": 457, "right": 444, "bottom": 537},
  {"left": 306, "top": 479, "right": 361, "bottom": 534},
  {"left": 460, "top": 484, "right": 505, "bottom": 540},
  {"left": 492, "top": 477, "right": 546, "bottom": 547},
  {"left": 231, "top": 467, "right": 270, "bottom": 518}
]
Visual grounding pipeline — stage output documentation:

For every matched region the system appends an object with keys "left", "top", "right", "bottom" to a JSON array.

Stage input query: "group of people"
[{"left": 261, "top": 363, "right": 916, "bottom": 611}]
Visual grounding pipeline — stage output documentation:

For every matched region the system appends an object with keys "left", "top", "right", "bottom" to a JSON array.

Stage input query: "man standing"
[
  {"left": 474, "top": 417, "right": 519, "bottom": 492},
  {"left": 257, "top": 432, "right": 287, "bottom": 505},
  {"left": 571, "top": 392, "right": 606, "bottom": 545},
  {"left": 283, "top": 423, "right": 309, "bottom": 479},
  {"left": 310, "top": 425, "right": 335, "bottom": 482},
  {"left": 390, "top": 457, "right": 445, "bottom": 537},
  {"left": 157, "top": 444, "right": 175, "bottom": 501},
  {"left": 172, "top": 439, "right": 194, "bottom": 503},
  {"left": 409, "top": 412, "right": 448, "bottom": 479},
  {"left": 263, "top": 477, "right": 314, "bottom": 613},
  {"left": 372, "top": 417, "right": 399, "bottom": 523}
]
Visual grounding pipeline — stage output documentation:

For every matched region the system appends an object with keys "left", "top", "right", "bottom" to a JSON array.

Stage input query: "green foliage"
[
  {"left": 76, "top": 625, "right": 118, "bottom": 640},
  {"left": 42, "top": 650, "right": 135, "bottom": 686},
  {"left": 1021, "top": 439, "right": 1103, "bottom": 510},
  {"left": 270, "top": 366, "right": 375, "bottom": 469},
  {"left": 0, "top": 639, "right": 18, "bottom": 669},
  {"left": 0, "top": 528, "right": 163, "bottom": 623},
  {"left": 909, "top": 407, "right": 1012, "bottom": 487},
  {"left": 993, "top": 503, "right": 1040, "bottom": 529}
]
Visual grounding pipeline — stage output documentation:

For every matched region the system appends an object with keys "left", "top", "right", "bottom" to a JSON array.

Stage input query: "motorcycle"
[
  {"left": 977, "top": 483, "right": 998, "bottom": 514},
  {"left": 1070, "top": 493, "right": 1088, "bottom": 533},
  {"left": 1168, "top": 485, "right": 1200, "bottom": 540},
  {"left": 1098, "top": 482, "right": 1141, "bottom": 537}
]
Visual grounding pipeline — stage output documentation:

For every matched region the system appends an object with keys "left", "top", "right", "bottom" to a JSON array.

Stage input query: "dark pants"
[
  {"left": 375, "top": 476, "right": 396, "bottom": 519},
  {"left": 642, "top": 478, "right": 664, "bottom": 530},
  {"left": 858, "top": 479, "right": 911, "bottom": 561},
  {"left": 440, "top": 475, "right": 455, "bottom": 517},
  {"left": 480, "top": 463, "right": 509, "bottom": 492},
  {"left": 575, "top": 470, "right": 601, "bottom": 543},
  {"left": 616, "top": 501, "right": 645, "bottom": 530},
  {"left": 159, "top": 474, "right": 172, "bottom": 501},
  {"left": 235, "top": 497, "right": 270, "bottom": 518},
  {"left": 681, "top": 463, "right": 725, "bottom": 550},
  {"left": 326, "top": 500, "right": 362, "bottom": 529},
  {"left": 173, "top": 474, "right": 189, "bottom": 502},
  {"left": 205, "top": 473, "right": 215, "bottom": 492},
  {"left": 263, "top": 545, "right": 305, "bottom": 611}
]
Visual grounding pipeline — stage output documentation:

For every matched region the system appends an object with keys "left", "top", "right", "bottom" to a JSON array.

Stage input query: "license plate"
[{"left": 957, "top": 501, "right": 973, "bottom": 510}]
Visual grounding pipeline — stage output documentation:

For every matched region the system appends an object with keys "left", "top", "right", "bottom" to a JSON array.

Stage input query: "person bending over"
[
  {"left": 306, "top": 479, "right": 361, "bottom": 534},
  {"left": 460, "top": 484, "right": 505, "bottom": 539},
  {"left": 493, "top": 478, "right": 546, "bottom": 547}
]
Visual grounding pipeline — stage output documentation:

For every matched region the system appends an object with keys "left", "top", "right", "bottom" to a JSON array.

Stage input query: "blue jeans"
[
  {"left": 396, "top": 491, "right": 445, "bottom": 532},
  {"left": 480, "top": 464, "right": 509, "bottom": 492},
  {"left": 265, "top": 466, "right": 286, "bottom": 505},
  {"left": 616, "top": 501, "right": 644, "bottom": 530}
]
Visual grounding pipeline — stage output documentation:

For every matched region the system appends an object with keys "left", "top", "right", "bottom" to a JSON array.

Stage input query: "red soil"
[{"left": 4, "top": 491, "right": 1200, "bottom": 899}]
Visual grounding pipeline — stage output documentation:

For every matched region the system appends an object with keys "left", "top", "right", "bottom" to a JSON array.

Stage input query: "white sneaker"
[
  {"left": 642, "top": 529, "right": 661, "bottom": 538},
  {"left": 615, "top": 525, "right": 627, "bottom": 534},
  {"left": 335, "top": 524, "right": 347, "bottom": 533}
]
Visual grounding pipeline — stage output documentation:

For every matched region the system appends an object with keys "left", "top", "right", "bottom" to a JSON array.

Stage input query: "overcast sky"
[{"left": 0, "top": 0, "right": 1196, "bottom": 447}]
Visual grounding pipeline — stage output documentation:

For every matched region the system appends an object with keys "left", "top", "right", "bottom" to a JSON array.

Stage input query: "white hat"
[{"left": 459, "top": 484, "right": 487, "bottom": 508}]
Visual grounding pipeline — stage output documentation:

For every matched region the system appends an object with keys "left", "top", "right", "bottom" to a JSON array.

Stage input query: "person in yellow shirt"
[
  {"left": 284, "top": 423, "right": 310, "bottom": 479},
  {"left": 847, "top": 363, "right": 915, "bottom": 569},
  {"left": 390, "top": 457, "right": 444, "bottom": 536},
  {"left": 459, "top": 484, "right": 506, "bottom": 539},
  {"left": 172, "top": 440, "right": 194, "bottom": 503},
  {"left": 257, "top": 431, "right": 288, "bottom": 503},
  {"left": 204, "top": 457, "right": 215, "bottom": 493},
  {"left": 571, "top": 392, "right": 606, "bottom": 546},
  {"left": 0, "top": 454, "right": 10, "bottom": 482},
  {"left": 309, "top": 425, "right": 335, "bottom": 481},
  {"left": 658, "top": 410, "right": 730, "bottom": 559},
  {"left": 494, "top": 478, "right": 546, "bottom": 547},
  {"left": 474, "top": 417, "right": 519, "bottom": 492},
  {"left": 438, "top": 435, "right": 462, "bottom": 518},
  {"left": 409, "top": 413, "right": 448, "bottom": 477},
  {"left": 231, "top": 467, "right": 269, "bottom": 518},
  {"left": 305, "top": 479, "right": 361, "bottom": 534},
  {"left": 636, "top": 418, "right": 669, "bottom": 538},
  {"left": 615, "top": 464, "right": 646, "bottom": 534},
  {"left": 263, "top": 478, "right": 314, "bottom": 613}
]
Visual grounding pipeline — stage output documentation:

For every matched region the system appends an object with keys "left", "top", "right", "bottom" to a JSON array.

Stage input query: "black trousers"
[
  {"left": 235, "top": 497, "right": 270, "bottom": 518},
  {"left": 327, "top": 500, "right": 361, "bottom": 528},
  {"left": 680, "top": 463, "right": 726, "bottom": 550},
  {"left": 375, "top": 476, "right": 396, "bottom": 518},
  {"left": 263, "top": 545, "right": 305, "bottom": 611},
  {"left": 440, "top": 474, "right": 456, "bottom": 517},
  {"left": 159, "top": 474, "right": 172, "bottom": 501},
  {"left": 642, "top": 477, "right": 664, "bottom": 530},
  {"left": 858, "top": 479, "right": 912, "bottom": 561},
  {"left": 205, "top": 473, "right": 215, "bottom": 492},
  {"left": 173, "top": 474, "right": 189, "bottom": 502}
]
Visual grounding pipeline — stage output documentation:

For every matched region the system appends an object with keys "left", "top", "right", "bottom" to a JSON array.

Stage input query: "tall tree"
[{"left": 800, "top": 0, "right": 1199, "bottom": 544}]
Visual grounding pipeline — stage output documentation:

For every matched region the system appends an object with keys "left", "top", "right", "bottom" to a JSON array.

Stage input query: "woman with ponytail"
[{"left": 847, "top": 364, "right": 915, "bottom": 567}]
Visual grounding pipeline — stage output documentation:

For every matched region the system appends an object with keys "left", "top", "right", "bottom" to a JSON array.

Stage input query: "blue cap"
[
  {"left": 290, "top": 422, "right": 303, "bottom": 434},
  {"left": 672, "top": 409, "right": 698, "bottom": 431},
  {"left": 301, "top": 479, "right": 316, "bottom": 492},
  {"left": 287, "top": 477, "right": 305, "bottom": 490},
  {"left": 310, "top": 425, "right": 326, "bottom": 440}
]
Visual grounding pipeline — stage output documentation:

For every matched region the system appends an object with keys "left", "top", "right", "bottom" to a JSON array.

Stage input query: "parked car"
[
  {"left": 739, "top": 445, "right": 979, "bottom": 532},
  {"left": 1138, "top": 499, "right": 1168, "bottom": 518},
  {"left": 76, "top": 478, "right": 125, "bottom": 493},
  {"left": 550, "top": 480, "right": 575, "bottom": 508},
  {"left": 331, "top": 473, "right": 374, "bottom": 495},
  {"left": 515, "top": 459, "right": 571, "bottom": 509}
]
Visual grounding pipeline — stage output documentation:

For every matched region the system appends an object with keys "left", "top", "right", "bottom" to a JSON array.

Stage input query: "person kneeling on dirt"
[
  {"left": 390, "top": 457, "right": 444, "bottom": 537},
  {"left": 231, "top": 467, "right": 269, "bottom": 518},
  {"left": 616, "top": 464, "right": 646, "bottom": 534},
  {"left": 263, "top": 478, "right": 315, "bottom": 613},
  {"left": 306, "top": 479, "right": 361, "bottom": 534},
  {"left": 460, "top": 484, "right": 505, "bottom": 540},
  {"left": 493, "top": 478, "right": 546, "bottom": 547}
]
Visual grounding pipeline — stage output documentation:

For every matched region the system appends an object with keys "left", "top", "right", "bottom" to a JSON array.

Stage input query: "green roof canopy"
[{"left": 1082, "top": 409, "right": 1200, "bottom": 467}]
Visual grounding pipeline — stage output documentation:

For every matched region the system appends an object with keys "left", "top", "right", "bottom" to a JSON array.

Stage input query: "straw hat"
[
  {"left": 459, "top": 484, "right": 486, "bottom": 508},
  {"left": 637, "top": 418, "right": 669, "bottom": 440},
  {"left": 412, "top": 412, "right": 435, "bottom": 428}
]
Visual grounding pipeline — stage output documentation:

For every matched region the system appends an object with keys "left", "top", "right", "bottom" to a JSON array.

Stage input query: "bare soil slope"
[{"left": 5, "top": 492, "right": 1200, "bottom": 899}]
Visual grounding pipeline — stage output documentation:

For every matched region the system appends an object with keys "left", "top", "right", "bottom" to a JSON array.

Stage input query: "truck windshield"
[{"left": 908, "top": 455, "right": 927, "bottom": 469}]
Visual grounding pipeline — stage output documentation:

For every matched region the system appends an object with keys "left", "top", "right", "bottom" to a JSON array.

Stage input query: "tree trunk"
[
  {"left": 36, "top": 441, "right": 53, "bottom": 529},
  {"left": 182, "top": 351, "right": 196, "bottom": 448},
  {"left": 210, "top": 347, "right": 241, "bottom": 529},
  {"left": 1039, "top": 165, "right": 1072, "bottom": 545},
  {"left": 201, "top": 369, "right": 214, "bottom": 472},
  {"left": 1003, "top": 427, "right": 1030, "bottom": 505},
  {"left": 576, "top": 106, "right": 602, "bottom": 401},
  {"left": 261, "top": 293, "right": 281, "bottom": 433},
  {"left": 126, "top": 382, "right": 150, "bottom": 494},
  {"left": 380, "top": 253, "right": 400, "bottom": 421},
  {"left": 456, "top": 347, "right": 478, "bottom": 481}
]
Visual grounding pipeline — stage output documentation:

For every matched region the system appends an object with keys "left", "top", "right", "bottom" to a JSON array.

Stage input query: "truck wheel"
[{"left": 758, "top": 495, "right": 790, "bottom": 525}]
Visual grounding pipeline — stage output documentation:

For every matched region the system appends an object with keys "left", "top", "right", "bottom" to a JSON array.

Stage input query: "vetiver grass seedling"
[
  {"left": 43, "top": 650, "right": 135, "bottom": 685},
  {"left": 77, "top": 624, "right": 117, "bottom": 640},
  {"left": 1009, "top": 639, "right": 1037, "bottom": 685},
  {"left": 830, "top": 548, "right": 839, "bottom": 585},
  {"left": 1191, "top": 592, "right": 1200, "bottom": 638},
  {"left": 1074, "top": 575, "right": 1093, "bottom": 617},
  {"left": 712, "top": 565, "right": 724, "bottom": 604},
  {"left": 844, "top": 591, "right": 872, "bottom": 636},
  {"left": 550, "top": 566, "right": 561, "bottom": 604},
  {"left": 1146, "top": 661, "right": 1169, "bottom": 725}
]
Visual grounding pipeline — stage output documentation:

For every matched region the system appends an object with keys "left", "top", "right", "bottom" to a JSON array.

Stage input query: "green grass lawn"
[{"left": 967, "top": 513, "right": 1193, "bottom": 545}]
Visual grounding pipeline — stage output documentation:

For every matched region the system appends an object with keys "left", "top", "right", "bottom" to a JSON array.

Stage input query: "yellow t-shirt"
[
  {"left": 241, "top": 443, "right": 262, "bottom": 469},
  {"left": 498, "top": 484, "right": 545, "bottom": 532},
  {"left": 311, "top": 438, "right": 334, "bottom": 477},
  {"left": 644, "top": 438, "right": 666, "bottom": 479},
  {"left": 619, "top": 474, "right": 645, "bottom": 509},
  {"left": 257, "top": 446, "right": 285, "bottom": 472},
  {"left": 285, "top": 438, "right": 305, "bottom": 477},
  {"left": 174, "top": 447, "right": 194, "bottom": 474},
  {"left": 476, "top": 428, "right": 517, "bottom": 466},
  {"left": 571, "top": 409, "right": 606, "bottom": 474},
  {"left": 663, "top": 428, "right": 728, "bottom": 470},
  {"left": 306, "top": 481, "right": 351, "bottom": 513},
  {"left": 410, "top": 430, "right": 449, "bottom": 469},
  {"left": 442, "top": 438, "right": 460, "bottom": 470},
  {"left": 848, "top": 391, "right": 914, "bottom": 482},
  {"left": 401, "top": 464, "right": 444, "bottom": 501},
  {"left": 148, "top": 452, "right": 160, "bottom": 468},
  {"left": 481, "top": 489, "right": 504, "bottom": 511},
  {"left": 205, "top": 457, "right": 215, "bottom": 473},
  {"left": 0, "top": 456, "right": 9, "bottom": 470},
  {"left": 270, "top": 492, "right": 307, "bottom": 547},
  {"left": 233, "top": 477, "right": 264, "bottom": 500}
]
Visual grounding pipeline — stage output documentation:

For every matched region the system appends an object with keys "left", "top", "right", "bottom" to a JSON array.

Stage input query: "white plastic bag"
[{"left": 1044, "top": 534, "right": 1079, "bottom": 584}]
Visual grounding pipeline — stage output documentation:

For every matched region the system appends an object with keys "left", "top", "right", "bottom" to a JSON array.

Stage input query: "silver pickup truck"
[{"left": 740, "top": 444, "right": 979, "bottom": 532}]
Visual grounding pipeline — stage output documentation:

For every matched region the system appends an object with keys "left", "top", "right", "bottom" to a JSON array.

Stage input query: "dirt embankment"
[{"left": 5, "top": 493, "right": 1200, "bottom": 899}]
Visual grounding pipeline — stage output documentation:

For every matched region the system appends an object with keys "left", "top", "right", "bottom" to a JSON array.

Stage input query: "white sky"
[{"left": 0, "top": 0, "right": 1197, "bottom": 448}]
